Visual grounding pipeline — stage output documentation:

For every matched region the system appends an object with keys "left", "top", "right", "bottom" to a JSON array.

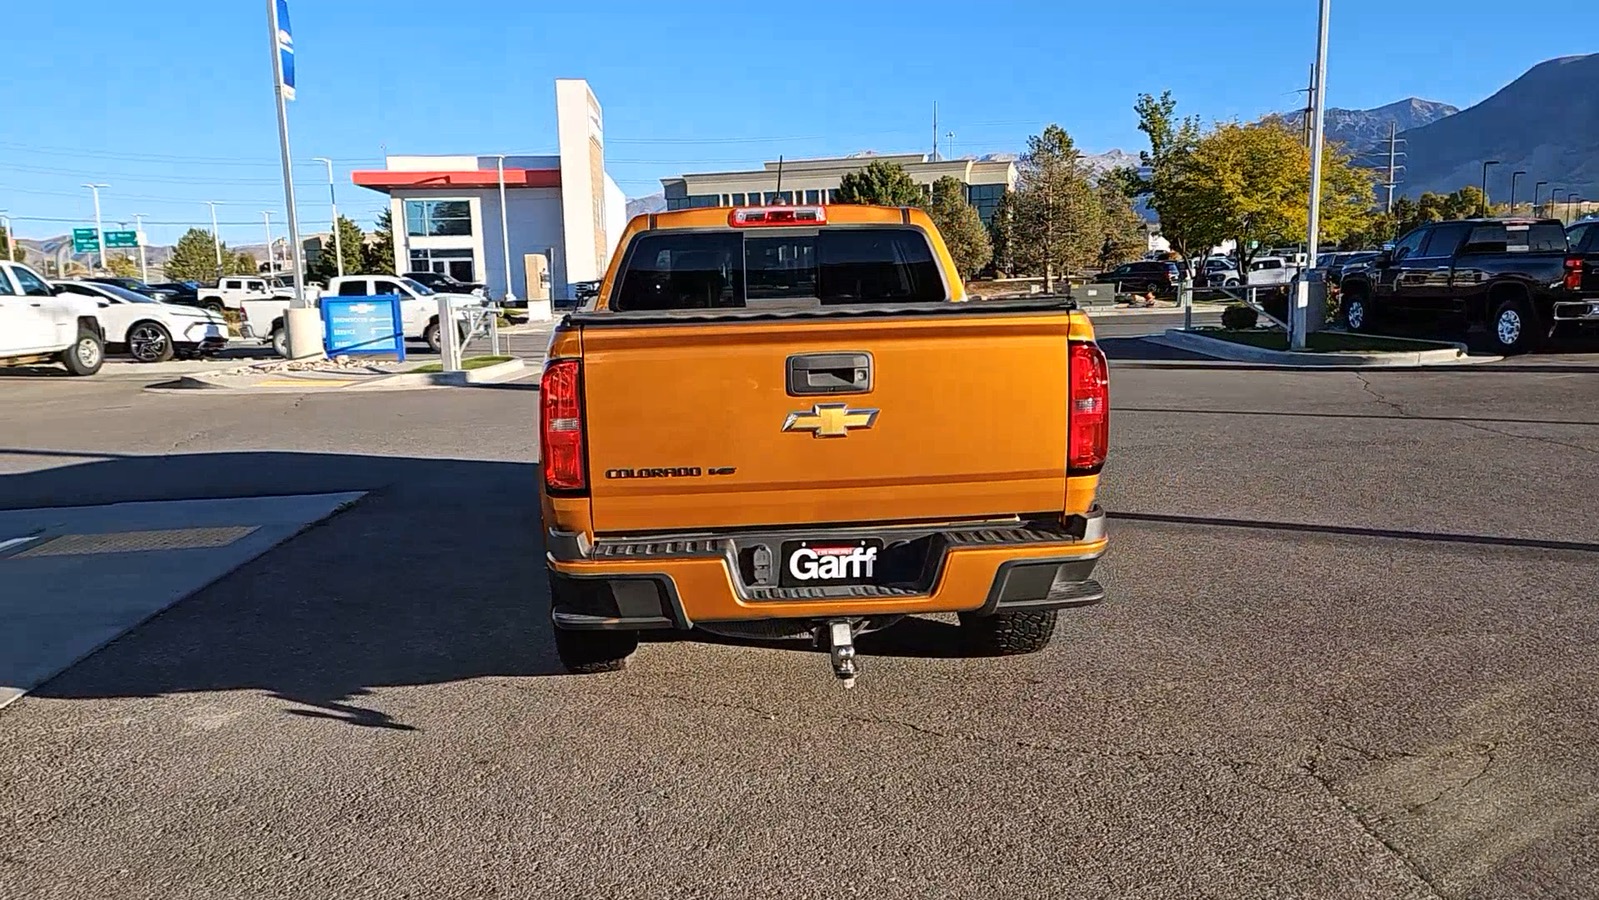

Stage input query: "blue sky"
[{"left": 3, "top": 0, "right": 1590, "bottom": 244}]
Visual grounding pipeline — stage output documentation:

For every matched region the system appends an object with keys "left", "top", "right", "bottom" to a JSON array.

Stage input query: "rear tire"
[
  {"left": 269, "top": 326, "right": 289, "bottom": 359},
  {"left": 957, "top": 610, "right": 1058, "bottom": 656},
  {"left": 60, "top": 328, "right": 104, "bottom": 376},
  {"left": 1490, "top": 294, "right": 1542, "bottom": 355},
  {"left": 203, "top": 301, "right": 224, "bottom": 314},
  {"left": 553, "top": 627, "right": 639, "bottom": 674},
  {"left": 424, "top": 320, "right": 441, "bottom": 353}
]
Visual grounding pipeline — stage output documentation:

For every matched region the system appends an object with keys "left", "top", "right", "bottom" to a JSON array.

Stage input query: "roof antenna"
[{"left": 775, "top": 155, "right": 785, "bottom": 200}]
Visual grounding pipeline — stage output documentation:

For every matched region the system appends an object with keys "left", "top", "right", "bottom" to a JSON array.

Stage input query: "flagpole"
[{"left": 267, "top": 0, "right": 321, "bottom": 358}]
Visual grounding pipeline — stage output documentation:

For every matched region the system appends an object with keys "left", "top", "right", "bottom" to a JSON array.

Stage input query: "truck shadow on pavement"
[{"left": 3, "top": 450, "right": 566, "bottom": 729}]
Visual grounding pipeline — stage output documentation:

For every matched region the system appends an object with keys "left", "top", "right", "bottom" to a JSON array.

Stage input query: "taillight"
[
  {"left": 729, "top": 206, "right": 826, "bottom": 227},
  {"left": 1565, "top": 256, "right": 1583, "bottom": 291},
  {"left": 540, "top": 359, "right": 587, "bottom": 492},
  {"left": 1068, "top": 341, "right": 1109, "bottom": 474}
]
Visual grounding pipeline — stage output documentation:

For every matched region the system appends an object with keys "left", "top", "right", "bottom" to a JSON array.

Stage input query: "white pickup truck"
[
  {"left": 0, "top": 261, "right": 106, "bottom": 375},
  {"left": 239, "top": 274, "right": 484, "bottom": 357},
  {"left": 197, "top": 274, "right": 322, "bottom": 312}
]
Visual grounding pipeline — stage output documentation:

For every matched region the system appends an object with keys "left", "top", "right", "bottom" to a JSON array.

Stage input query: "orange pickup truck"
[{"left": 538, "top": 204, "right": 1109, "bottom": 686}]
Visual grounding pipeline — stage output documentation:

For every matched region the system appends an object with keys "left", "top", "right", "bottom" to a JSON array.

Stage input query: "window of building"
[
  {"left": 404, "top": 199, "right": 473, "bottom": 237},
  {"left": 827, "top": 189, "right": 841, "bottom": 204},
  {"left": 732, "top": 193, "right": 746, "bottom": 206},
  {"left": 409, "top": 247, "right": 477, "bottom": 282},
  {"left": 965, "top": 183, "right": 1008, "bottom": 227},
  {"left": 804, "top": 190, "right": 820, "bottom": 204},
  {"left": 764, "top": 191, "right": 793, "bottom": 205}
]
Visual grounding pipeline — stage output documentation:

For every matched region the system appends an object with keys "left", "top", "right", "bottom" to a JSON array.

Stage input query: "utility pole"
[
  {"left": 1294, "top": 0, "right": 1331, "bottom": 351},
  {"left": 262, "top": 211, "right": 274, "bottom": 273},
  {"left": 932, "top": 102, "right": 939, "bottom": 161},
  {"left": 946, "top": 130, "right": 956, "bottom": 160},
  {"left": 133, "top": 213, "right": 149, "bottom": 283},
  {"left": 1299, "top": 64, "right": 1316, "bottom": 148},
  {"left": 205, "top": 200, "right": 224, "bottom": 278},
  {"left": 1381, "top": 122, "right": 1406, "bottom": 213},
  {"left": 312, "top": 156, "right": 344, "bottom": 277},
  {"left": 83, "top": 183, "right": 109, "bottom": 272}
]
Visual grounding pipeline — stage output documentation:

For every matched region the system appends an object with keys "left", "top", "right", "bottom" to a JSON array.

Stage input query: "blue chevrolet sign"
[
  {"left": 275, "top": 0, "right": 295, "bottom": 100},
  {"left": 322, "top": 295, "right": 404, "bottom": 359}
]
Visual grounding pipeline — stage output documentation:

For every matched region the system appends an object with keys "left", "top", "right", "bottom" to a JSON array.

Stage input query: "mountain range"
[
  {"left": 1394, "top": 53, "right": 1599, "bottom": 199},
  {"left": 1279, "top": 98, "right": 1460, "bottom": 158}
]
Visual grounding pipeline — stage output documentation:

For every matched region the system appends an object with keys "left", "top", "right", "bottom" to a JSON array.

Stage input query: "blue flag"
[{"left": 276, "top": 0, "right": 295, "bottom": 100}]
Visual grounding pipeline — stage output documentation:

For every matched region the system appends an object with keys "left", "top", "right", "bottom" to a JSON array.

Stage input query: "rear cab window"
[
  {"left": 612, "top": 227, "right": 946, "bottom": 312},
  {"left": 1462, "top": 222, "right": 1568, "bottom": 254}
]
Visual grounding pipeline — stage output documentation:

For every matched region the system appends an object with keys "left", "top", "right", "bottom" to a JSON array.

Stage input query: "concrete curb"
[
  {"left": 1151, "top": 329, "right": 1501, "bottom": 368},
  {"left": 360, "top": 358, "right": 527, "bottom": 389},
  {"left": 155, "top": 358, "right": 528, "bottom": 393}
]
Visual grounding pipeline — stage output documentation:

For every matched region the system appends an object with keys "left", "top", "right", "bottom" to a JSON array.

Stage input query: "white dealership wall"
[{"left": 354, "top": 79, "right": 625, "bottom": 311}]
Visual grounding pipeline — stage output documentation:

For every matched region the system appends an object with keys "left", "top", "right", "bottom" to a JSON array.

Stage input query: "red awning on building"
[{"left": 351, "top": 168, "right": 561, "bottom": 192}]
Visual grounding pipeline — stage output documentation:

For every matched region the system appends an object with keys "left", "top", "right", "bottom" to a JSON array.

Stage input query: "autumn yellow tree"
[{"left": 1179, "top": 121, "right": 1375, "bottom": 280}]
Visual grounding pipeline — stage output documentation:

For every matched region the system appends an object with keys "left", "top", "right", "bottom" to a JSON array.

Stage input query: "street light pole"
[
  {"left": 205, "top": 201, "right": 224, "bottom": 278},
  {"left": 83, "top": 183, "right": 109, "bottom": 271},
  {"left": 1509, "top": 170, "right": 1525, "bottom": 214},
  {"left": 312, "top": 156, "right": 343, "bottom": 277},
  {"left": 262, "top": 211, "right": 274, "bottom": 274},
  {"left": 1534, "top": 181, "right": 1548, "bottom": 217},
  {"left": 1480, "top": 160, "right": 1499, "bottom": 215},
  {"left": 1569, "top": 192, "right": 1581, "bottom": 222},
  {"left": 134, "top": 213, "right": 149, "bottom": 283},
  {"left": 495, "top": 154, "right": 517, "bottom": 306},
  {"left": 1293, "top": 0, "right": 1331, "bottom": 351}
]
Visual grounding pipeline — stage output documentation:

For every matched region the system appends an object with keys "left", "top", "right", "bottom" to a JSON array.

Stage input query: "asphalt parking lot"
[{"left": 2, "top": 321, "right": 1597, "bottom": 899}]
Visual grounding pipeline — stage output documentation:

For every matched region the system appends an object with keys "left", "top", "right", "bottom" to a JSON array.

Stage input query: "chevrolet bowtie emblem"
[{"left": 782, "top": 403, "right": 879, "bottom": 438}]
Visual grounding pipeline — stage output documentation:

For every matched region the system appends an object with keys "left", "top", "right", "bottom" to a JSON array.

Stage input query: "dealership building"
[
  {"left": 660, "top": 153, "right": 1018, "bottom": 226},
  {"left": 352, "top": 79, "right": 625, "bottom": 319}
]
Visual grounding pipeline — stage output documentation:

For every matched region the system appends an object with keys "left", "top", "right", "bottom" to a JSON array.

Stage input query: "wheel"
[
  {"left": 126, "top": 321, "right": 175, "bottom": 363},
  {"left": 1489, "top": 294, "right": 1542, "bottom": 355},
  {"left": 553, "top": 627, "right": 639, "bottom": 674},
  {"left": 957, "top": 610, "right": 1058, "bottom": 656},
  {"left": 60, "top": 327, "right": 104, "bottom": 376},
  {"left": 269, "top": 326, "right": 288, "bottom": 359},
  {"left": 1224, "top": 277, "right": 1241, "bottom": 287},
  {"left": 203, "top": 301, "right": 224, "bottom": 314},
  {"left": 423, "top": 319, "right": 442, "bottom": 353},
  {"left": 1343, "top": 289, "right": 1374, "bottom": 332}
]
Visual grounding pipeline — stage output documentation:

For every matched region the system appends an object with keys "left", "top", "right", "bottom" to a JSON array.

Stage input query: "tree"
[
  {"left": 363, "top": 209, "right": 395, "bottom": 274},
  {"left": 987, "top": 191, "right": 1019, "bottom": 277},
  {"left": 1176, "top": 120, "right": 1375, "bottom": 281},
  {"left": 228, "top": 250, "right": 259, "bottom": 275},
  {"left": 925, "top": 176, "right": 992, "bottom": 281},
  {"left": 106, "top": 254, "right": 139, "bottom": 278},
  {"left": 309, "top": 215, "right": 366, "bottom": 282},
  {"left": 166, "top": 228, "right": 226, "bottom": 282},
  {"left": 1096, "top": 181, "right": 1148, "bottom": 268},
  {"left": 1010, "top": 125, "right": 1105, "bottom": 290},
  {"left": 834, "top": 160, "right": 925, "bottom": 207},
  {"left": 1117, "top": 91, "right": 1205, "bottom": 261}
]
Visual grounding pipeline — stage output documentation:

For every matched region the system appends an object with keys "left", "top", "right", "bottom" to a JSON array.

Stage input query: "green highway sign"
[
  {"left": 71, "top": 228, "right": 99, "bottom": 253},
  {"left": 104, "top": 230, "right": 139, "bottom": 248}
]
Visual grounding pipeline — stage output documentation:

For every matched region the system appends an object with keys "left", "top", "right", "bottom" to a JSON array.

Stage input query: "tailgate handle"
[{"left": 787, "top": 352, "right": 873, "bottom": 395}]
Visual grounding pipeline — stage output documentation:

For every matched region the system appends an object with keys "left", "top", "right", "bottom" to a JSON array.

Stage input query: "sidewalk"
[{"left": 0, "top": 492, "right": 363, "bottom": 708}]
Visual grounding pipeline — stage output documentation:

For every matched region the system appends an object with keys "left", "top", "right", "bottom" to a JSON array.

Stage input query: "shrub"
[{"left": 1221, "top": 304, "right": 1259, "bottom": 330}]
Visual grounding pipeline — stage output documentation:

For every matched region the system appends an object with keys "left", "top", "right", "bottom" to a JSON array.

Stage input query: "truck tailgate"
[{"left": 577, "top": 309, "right": 1072, "bottom": 534}]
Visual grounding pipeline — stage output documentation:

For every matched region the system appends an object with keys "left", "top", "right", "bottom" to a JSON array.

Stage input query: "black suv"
[{"left": 1091, "top": 260, "right": 1182, "bottom": 294}]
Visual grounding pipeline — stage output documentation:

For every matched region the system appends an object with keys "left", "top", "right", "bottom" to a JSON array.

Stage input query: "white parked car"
[
  {"left": 0, "top": 261, "right": 105, "bottom": 376},
  {"left": 51, "top": 280, "right": 228, "bottom": 362},
  {"left": 239, "top": 274, "right": 483, "bottom": 357},
  {"left": 197, "top": 275, "right": 273, "bottom": 312}
]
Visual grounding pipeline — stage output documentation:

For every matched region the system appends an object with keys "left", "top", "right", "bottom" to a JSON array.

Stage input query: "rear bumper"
[
  {"left": 547, "top": 508, "right": 1108, "bottom": 630},
  {"left": 1553, "top": 299, "right": 1599, "bottom": 322}
]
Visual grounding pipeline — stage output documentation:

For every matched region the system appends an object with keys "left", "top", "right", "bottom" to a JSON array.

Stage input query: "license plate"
[{"left": 779, "top": 539, "right": 883, "bottom": 588}]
